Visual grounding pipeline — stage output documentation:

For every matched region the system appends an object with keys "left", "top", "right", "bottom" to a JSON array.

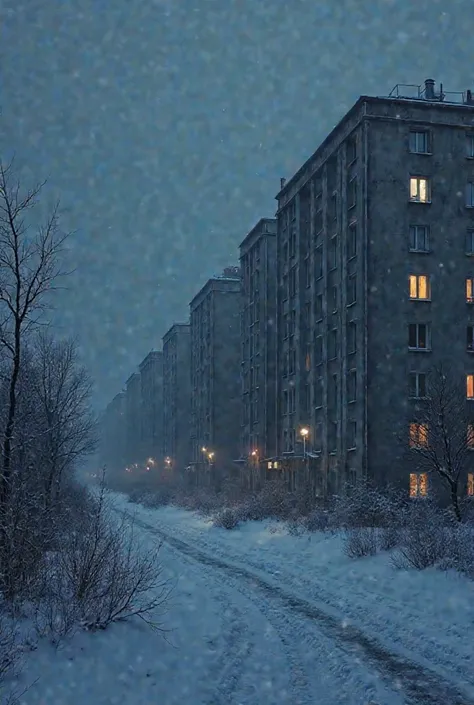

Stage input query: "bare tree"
[
  {"left": 31, "top": 331, "right": 97, "bottom": 507},
  {"left": 0, "top": 160, "right": 68, "bottom": 508},
  {"left": 407, "top": 365, "right": 473, "bottom": 521}
]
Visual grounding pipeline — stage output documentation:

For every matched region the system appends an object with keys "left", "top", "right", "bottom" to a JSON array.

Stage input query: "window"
[
  {"left": 329, "top": 421, "right": 338, "bottom": 452},
  {"left": 348, "top": 177, "right": 357, "bottom": 209},
  {"left": 468, "top": 326, "right": 474, "bottom": 352},
  {"left": 289, "top": 266, "right": 297, "bottom": 297},
  {"left": 347, "top": 369, "right": 356, "bottom": 402},
  {"left": 409, "top": 130, "right": 430, "bottom": 154},
  {"left": 468, "top": 473, "right": 474, "bottom": 496},
  {"left": 409, "top": 372, "right": 427, "bottom": 398},
  {"left": 314, "top": 336, "right": 323, "bottom": 365},
  {"left": 315, "top": 246, "right": 323, "bottom": 279},
  {"left": 347, "top": 420, "right": 356, "bottom": 450},
  {"left": 409, "top": 274, "right": 430, "bottom": 300},
  {"left": 283, "top": 390, "right": 288, "bottom": 415},
  {"left": 467, "top": 278, "right": 474, "bottom": 303},
  {"left": 282, "top": 273, "right": 288, "bottom": 301},
  {"left": 409, "top": 225, "right": 429, "bottom": 252},
  {"left": 328, "top": 373, "right": 338, "bottom": 406},
  {"left": 347, "top": 222, "right": 357, "bottom": 259},
  {"left": 409, "top": 177, "right": 430, "bottom": 203},
  {"left": 409, "top": 423, "right": 429, "bottom": 448},
  {"left": 289, "top": 309, "right": 296, "bottom": 337},
  {"left": 314, "top": 376, "right": 323, "bottom": 408},
  {"left": 289, "top": 348, "right": 296, "bottom": 375},
  {"left": 409, "top": 472, "right": 428, "bottom": 497},
  {"left": 289, "top": 228, "right": 296, "bottom": 258},
  {"left": 467, "top": 134, "right": 474, "bottom": 159},
  {"left": 347, "top": 321, "right": 356, "bottom": 354},
  {"left": 347, "top": 136, "right": 357, "bottom": 164},
  {"left": 288, "top": 200, "right": 296, "bottom": 221},
  {"left": 329, "top": 236, "right": 337, "bottom": 270},
  {"left": 466, "top": 230, "right": 474, "bottom": 255},
  {"left": 303, "top": 255, "right": 311, "bottom": 287},
  {"left": 329, "top": 285, "right": 338, "bottom": 312},
  {"left": 408, "top": 323, "right": 430, "bottom": 351},
  {"left": 315, "top": 294, "right": 323, "bottom": 321},
  {"left": 289, "top": 386, "right": 296, "bottom": 413},
  {"left": 328, "top": 329, "right": 337, "bottom": 360},
  {"left": 467, "top": 182, "right": 474, "bottom": 208},
  {"left": 467, "top": 374, "right": 474, "bottom": 399},
  {"left": 347, "top": 275, "right": 357, "bottom": 305},
  {"left": 467, "top": 426, "right": 474, "bottom": 450},
  {"left": 330, "top": 192, "right": 337, "bottom": 221}
]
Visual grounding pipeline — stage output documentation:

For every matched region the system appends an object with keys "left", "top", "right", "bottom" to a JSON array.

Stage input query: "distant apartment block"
[
  {"left": 124, "top": 371, "right": 142, "bottom": 466},
  {"left": 100, "top": 391, "right": 126, "bottom": 475},
  {"left": 275, "top": 78, "right": 474, "bottom": 499},
  {"left": 239, "top": 218, "right": 277, "bottom": 486},
  {"left": 139, "top": 350, "right": 163, "bottom": 465},
  {"left": 163, "top": 323, "right": 191, "bottom": 474},
  {"left": 189, "top": 267, "right": 241, "bottom": 488}
]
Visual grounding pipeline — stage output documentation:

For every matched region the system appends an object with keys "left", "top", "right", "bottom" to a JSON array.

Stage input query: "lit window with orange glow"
[
  {"left": 467, "top": 425, "right": 474, "bottom": 449},
  {"left": 467, "top": 375, "right": 474, "bottom": 399},
  {"left": 467, "top": 473, "right": 474, "bottom": 497},
  {"left": 409, "top": 275, "right": 430, "bottom": 300},
  {"left": 409, "top": 177, "right": 430, "bottom": 203},
  {"left": 467, "top": 278, "right": 474, "bottom": 303},
  {"left": 409, "top": 422, "right": 429, "bottom": 448},
  {"left": 409, "top": 472, "right": 428, "bottom": 497}
]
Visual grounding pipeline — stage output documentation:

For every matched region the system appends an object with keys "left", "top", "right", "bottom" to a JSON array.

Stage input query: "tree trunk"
[
  {"left": 450, "top": 482, "right": 462, "bottom": 522},
  {"left": 0, "top": 321, "right": 21, "bottom": 508}
]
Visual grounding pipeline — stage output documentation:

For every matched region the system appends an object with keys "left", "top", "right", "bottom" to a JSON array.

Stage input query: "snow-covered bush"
[
  {"left": 303, "top": 507, "right": 331, "bottom": 533},
  {"left": 213, "top": 508, "right": 239, "bottom": 530},
  {"left": 331, "top": 480, "right": 404, "bottom": 530},
  {"left": 343, "top": 527, "right": 378, "bottom": 558},
  {"left": 33, "top": 486, "right": 170, "bottom": 639},
  {"left": 237, "top": 480, "right": 294, "bottom": 521},
  {"left": 391, "top": 499, "right": 453, "bottom": 570}
]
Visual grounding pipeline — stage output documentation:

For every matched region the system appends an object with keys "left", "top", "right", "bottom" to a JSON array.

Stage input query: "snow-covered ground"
[{"left": 11, "top": 492, "right": 474, "bottom": 705}]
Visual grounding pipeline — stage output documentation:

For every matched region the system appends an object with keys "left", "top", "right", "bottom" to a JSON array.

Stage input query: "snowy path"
[{"left": 122, "top": 506, "right": 474, "bottom": 705}]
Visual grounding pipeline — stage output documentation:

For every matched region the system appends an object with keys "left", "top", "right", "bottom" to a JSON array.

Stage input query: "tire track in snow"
[{"left": 124, "top": 510, "right": 474, "bottom": 705}]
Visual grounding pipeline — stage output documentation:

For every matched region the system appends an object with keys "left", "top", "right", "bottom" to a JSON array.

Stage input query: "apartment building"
[
  {"left": 139, "top": 350, "right": 163, "bottom": 466},
  {"left": 99, "top": 391, "right": 126, "bottom": 476},
  {"left": 275, "top": 78, "right": 474, "bottom": 499},
  {"left": 124, "top": 371, "right": 142, "bottom": 466},
  {"left": 162, "top": 323, "right": 191, "bottom": 475},
  {"left": 239, "top": 218, "right": 277, "bottom": 487},
  {"left": 189, "top": 267, "right": 241, "bottom": 489}
]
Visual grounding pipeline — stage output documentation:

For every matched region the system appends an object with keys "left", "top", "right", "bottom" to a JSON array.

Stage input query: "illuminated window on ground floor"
[{"left": 410, "top": 472, "right": 428, "bottom": 497}]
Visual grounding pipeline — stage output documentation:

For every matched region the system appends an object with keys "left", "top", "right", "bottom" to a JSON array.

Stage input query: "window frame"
[
  {"left": 408, "top": 371, "right": 427, "bottom": 399},
  {"left": 466, "top": 277, "right": 474, "bottom": 304},
  {"left": 409, "top": 130, "right": 431, "bottom": 155},
  {"left": 409, "top": 176, "right": 431, "bottom": 204},
  {"left": 409, "top": 274, "right": 431, "bottom": 301},
  {"left": 466, "top": 133, "right": 474, "bottom": 160},
  {"left": 409, "top": 224, "right": 430, "bottom": 253},
  {"left": 467, "top": 374, "right": 474, "bottom": 400},
  {"left": 467, "top": 182, "right": 474, "bottom": 208},
  {"left": 409, "top": 472, "right": 429, "bottom": 498},
  {"left": 408, "top": 323, "right": 431, "bottom": 351}
]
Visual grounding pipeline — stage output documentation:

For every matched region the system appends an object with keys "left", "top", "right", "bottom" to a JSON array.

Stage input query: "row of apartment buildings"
[{"left": 100, "top": 79, "right": 474, "bottom": 499}]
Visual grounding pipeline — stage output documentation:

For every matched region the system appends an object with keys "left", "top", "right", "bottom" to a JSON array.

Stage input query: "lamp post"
[{"left": 250, "top": 449, "right": 258, "bottom": 491}]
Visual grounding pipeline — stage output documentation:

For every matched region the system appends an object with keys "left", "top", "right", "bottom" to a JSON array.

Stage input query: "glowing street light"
[
  {"left": 165, "top": 456, "right": 172, "bottom": 468},
  {"left": 207, "top": 451, "right": 215, "bottom": 462},
  {"left": 300, "top": 427, "right": 310, "bottom": 460}
]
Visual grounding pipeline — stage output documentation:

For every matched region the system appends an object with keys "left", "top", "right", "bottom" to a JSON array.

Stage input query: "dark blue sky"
[{"left": 1, "top": 0, "right": 472, "bottom": 407}]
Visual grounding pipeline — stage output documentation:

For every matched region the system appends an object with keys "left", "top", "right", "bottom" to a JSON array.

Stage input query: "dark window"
[
  {"left": 329, "top": 421, "right": 337, "bottom": 452},
  {"left": 328, "top": 329, "right": 338, "bottom": 359},
  {"left": 289, "top": 309, "right": 296, "bottom": 337},
  {"left": 467, "top": 134, "right": 474, "bottom": 159},
  {"left": 347, "top": 136, "right": 357, "bottom": 164},
  {"left": 315, "top": 294, "right": 323, "bottom": 321},
  {"left": 328, "top": 236, "right": 337, "bottom": 270},
  {"left": 347, "top": 369, "right": 356, "bottom": 402},
  {"left": 314, "top": 336, "right": 323, "bottom": 365},
  {"left": 409, "top": 225, "right": 430, "bottom": 252},
  {"left": 289, "top": 228, "right": 296, "bottom": 257},
  {"left": 329, "top": 373, "right": 338, "bottom": 407},
  {"left": 329, "top": 285, "right": 338, "bottom": 313},
  {"left": 314, "top": 376, "right": 323, "bottom": 408},
  {"left": 304, "top": 255, "right": 311, "bottom": 287},
  {"left": 347, "top": 420, "right": 357, "bottom": 450},
  {"left": 347, "top": 275, "right": 357, "bottom": 305},
  {"left": 347, "top": 321, "right": 356, "bottom": 354},
  {"left": 289, "top": 266, "right": 297, "bottom": 297},
  {"left": 348, "top": 177, "right": 357, "bottom": 209},
  {"left": 330, "top": 192, "right": 337, "bottom": 221},
  {"left": 409, "top": 372, "right": 427, "bottom": 398},
  {"left": 315, "top": 246, "right": 323, "bottom": 279},
  {"left": 289, "top": 347, "right": 296, "bottom": 375},
  {"left": 408, "top": 323, "right": 430, "bottom": 350},
  {"left": 467, "top": 182, "right": 474, "bottom": 208},
  {"left": 409, "top": 130, "right": 430, "bottom": 154},
  {"left": 288, "top": 200, "right": 296, "bottom": 221},
  {"left": 467, "top": 326, "right": 474, "bottom": 352},
  {"left": 466, "top": 230, "right": 474, "bottom": 255},
  {"left": 347, "top": 222, "right": 357, "bottom": 259}
]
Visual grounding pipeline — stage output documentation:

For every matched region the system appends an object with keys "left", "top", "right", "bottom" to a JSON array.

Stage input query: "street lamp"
[
  {"left": 164, "top": 456, "right": 172, "bottom": 468},
  {"left": 300, "top": 427, "right": 309, "bottom": 459}
]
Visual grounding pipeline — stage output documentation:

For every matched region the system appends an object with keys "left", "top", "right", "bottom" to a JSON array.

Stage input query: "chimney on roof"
[
  {"left": 424, "top": 78, "right": 436, "bottom": 100},
  {"left": 280, "top": 177, "right": 286, "bottom": 189},
  {"left": 466, "top": 89, "right": 474, "bottom": 105}
]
